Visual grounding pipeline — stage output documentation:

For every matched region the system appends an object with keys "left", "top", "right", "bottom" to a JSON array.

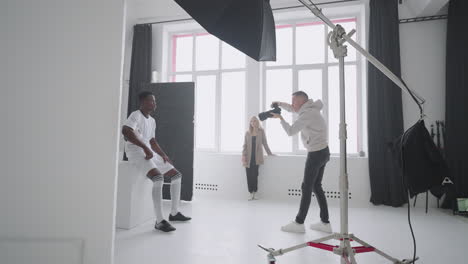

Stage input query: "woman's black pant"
[{"left": 246, "top": 159, "right": 259, "bottom": 193}]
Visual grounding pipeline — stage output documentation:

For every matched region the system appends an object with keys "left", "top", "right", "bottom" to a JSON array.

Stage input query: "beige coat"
[{"left": 242, "top": 128, "right": 272, "bottom": 168}]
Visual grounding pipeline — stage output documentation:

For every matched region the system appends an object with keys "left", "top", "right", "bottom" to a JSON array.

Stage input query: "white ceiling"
[
  {"left": 127, "top": 0, "right": 356, "bottom": 22},
  {"left": 398, "top": 0, "right": 449, "bottom": 19},
  {"left": 127, "top": 0, "right": 450, "bottom": 22}
]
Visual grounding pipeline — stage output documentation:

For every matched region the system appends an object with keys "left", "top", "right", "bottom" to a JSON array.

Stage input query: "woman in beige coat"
[{"left": 242, "top": 116, "right": 273, "bottom": 200}]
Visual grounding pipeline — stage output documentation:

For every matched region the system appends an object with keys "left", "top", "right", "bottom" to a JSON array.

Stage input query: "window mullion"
[
  {"left": 168, "top": 14, "right": 363, "bottom": 155},
  {"left": 217, "top": 39, "right": 222, "bottom": 152},
  {"left": 168, "top": 34, "right": 174, "bottom": 79},
  {"left": 323, "top": 24, "right": 331, "bottom": 153},
  {"left": 216, "top": 75, "right": 221, "bottom": 152},
  {"left": 292, "top": 24, "right": 298, "bottom": 154}
]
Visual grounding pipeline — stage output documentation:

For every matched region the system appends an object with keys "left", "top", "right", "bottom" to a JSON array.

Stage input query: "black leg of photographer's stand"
[
  {"left": 413, "top": 191, "right": 429, "bottom": 214},
  {"left": 425, "top": 191, "right": 428, "bottom": 213}
]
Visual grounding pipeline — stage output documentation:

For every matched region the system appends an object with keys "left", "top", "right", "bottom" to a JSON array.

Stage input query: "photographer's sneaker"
[
  {"left": 281, "top": 221, "right": 305, "bottom": 233},
  {"left": 248, "top": 193, "right": 254, "bottom": 201},
  {"left": 310, "top": 221, "right": 332, "bottom": 233}
]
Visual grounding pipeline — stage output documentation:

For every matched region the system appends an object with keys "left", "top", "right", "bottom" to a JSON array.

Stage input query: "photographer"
[{"left": 271, "top": 91, "right": 332, "bottom": 234}]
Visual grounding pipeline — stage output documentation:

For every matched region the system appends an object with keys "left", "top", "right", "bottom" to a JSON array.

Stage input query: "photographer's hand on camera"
[
  {"left": 271, "top": 101, "right": 285, "bottom": 108},
  {"left": 271, "top": 113, "right": 284, "bottom": 121}
]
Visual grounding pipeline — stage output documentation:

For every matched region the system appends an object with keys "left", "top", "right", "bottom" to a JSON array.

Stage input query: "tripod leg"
[
  {"left": 340, "top": 242, "right": 347, "bottom": 264},
  {"left": 341, "top": 256, "right": 351, "bottom": 264},
  {"left": 349, "top": 251, "right": 358, "bottom": 264},
  {"left": 425, "top": 191, "right": 428, "bottom": 213},
  {"left": 352, "top": 235, "right": 400, "bottom": 263},
  {"left": 413, "top": 195, "right": 417, "bottom": 207},
  {"left": 346, "top": 240, "right": 358, "bottom": 264}
]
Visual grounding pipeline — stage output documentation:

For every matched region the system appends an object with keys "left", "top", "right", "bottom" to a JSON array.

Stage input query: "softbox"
[{"left": 174, "top": 0, "right": 276, "bottom": 61}]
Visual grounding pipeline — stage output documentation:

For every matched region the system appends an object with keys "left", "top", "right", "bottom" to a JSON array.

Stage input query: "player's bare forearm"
[
  {"left": 122, "top": 126, "right": 149, "bottom": 151},
  {"left": 150, "top": 138, "right": 166, "bottom": 157}
]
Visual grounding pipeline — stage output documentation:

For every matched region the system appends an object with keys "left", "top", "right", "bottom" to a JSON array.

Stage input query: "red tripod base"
[
  {"left": 308, "top": 242, "right": 375, "bottom": 254},
  {"left": 259, "top": 232, "right": 418, "bottom": 264}
]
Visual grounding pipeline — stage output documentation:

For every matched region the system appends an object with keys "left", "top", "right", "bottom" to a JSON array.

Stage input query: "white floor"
[{"left": 114, "top": 198, "right": 468, "bottom": 264}]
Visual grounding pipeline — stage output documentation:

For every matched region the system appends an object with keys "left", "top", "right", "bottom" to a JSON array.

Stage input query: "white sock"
[
  {"left": 152, "top": 180, "right": 164, "bottom": 223},
  {"left": 170, "top": 177, "right": 181, "bottom": 215}
]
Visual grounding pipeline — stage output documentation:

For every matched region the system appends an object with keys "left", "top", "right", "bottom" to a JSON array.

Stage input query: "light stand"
[{"left": 259, "top": 1, "right": 424, "bottom": 263}]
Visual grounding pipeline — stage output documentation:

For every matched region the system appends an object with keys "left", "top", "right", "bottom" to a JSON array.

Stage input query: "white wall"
[
  {"left": 0, "top": 1, "right": 125, "bottom": 264},
  {"left": 119, "top": 3, "right": 138, "bottom": 158},
  {"left": 194, "top": 153, "right": 370, "bottom": 207},
  {"left": 400, "top": 20, "right": 447, "bottom": 130}
]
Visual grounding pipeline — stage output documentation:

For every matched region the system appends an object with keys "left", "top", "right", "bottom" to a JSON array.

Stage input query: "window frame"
[
  {"left": 167, "top": 30, "right": 248, "bottom": 153},
  {"left": 165, "top": 10, "right": 366, "bottom": 156},
  {"left": 261, "top": 15, "right": 364, "bottom": 156}
]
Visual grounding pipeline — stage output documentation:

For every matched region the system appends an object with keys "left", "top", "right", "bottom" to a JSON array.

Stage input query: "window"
[
  {"left": 265, "top": 69, "right": 293, "bottom": 152},
  {"left": 169, "top": 32, "right": 246, "bottom": 152},
  {"left": 194, "top": 75, "right": 216, "bottom": 149},
  {"left": 167, "top": 12, "right": 365, "bottom": 155},
  {"left": 263, "top": 18, "right": 363, "bottom": 155}
]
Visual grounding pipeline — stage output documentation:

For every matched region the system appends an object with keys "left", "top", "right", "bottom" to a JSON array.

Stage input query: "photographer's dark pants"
[{"left": 295, "top": 147, "right": 330, "bottom": 224}]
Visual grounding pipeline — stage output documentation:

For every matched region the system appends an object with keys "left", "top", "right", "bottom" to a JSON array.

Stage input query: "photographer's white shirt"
[{"left": 279, "top": 100, "right": 328, "bottom": 152}]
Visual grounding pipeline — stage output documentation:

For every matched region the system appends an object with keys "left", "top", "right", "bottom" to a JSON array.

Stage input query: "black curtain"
[
  {"left": 127, "top": 24, "right": 152, "bottom": 115},
  {"left": 368, "top": 0, "right": 407, "bottom": 206},
  {"left": 445, "top": 0, "right": 468, "bottom": 198},
  {"left": 124, "top": 24, "right": 152, "bottom": 161}
]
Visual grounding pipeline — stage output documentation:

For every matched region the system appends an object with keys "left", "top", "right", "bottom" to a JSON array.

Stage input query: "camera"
[{"left": 258, "top": 103, "right": 282, "bottom": 121}]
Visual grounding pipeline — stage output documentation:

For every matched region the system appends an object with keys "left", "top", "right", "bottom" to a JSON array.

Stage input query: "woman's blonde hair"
[{"left": 248, "top": 116, "right": 262, "bottom": 134}]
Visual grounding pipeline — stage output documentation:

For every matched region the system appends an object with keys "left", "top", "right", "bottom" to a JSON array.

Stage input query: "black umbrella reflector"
[
  {"left": 392, "top": 120, "right": 449, "bottom": 198},
  {"left": 174, "top": 0, "right": 276, "bottom": 61}
]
